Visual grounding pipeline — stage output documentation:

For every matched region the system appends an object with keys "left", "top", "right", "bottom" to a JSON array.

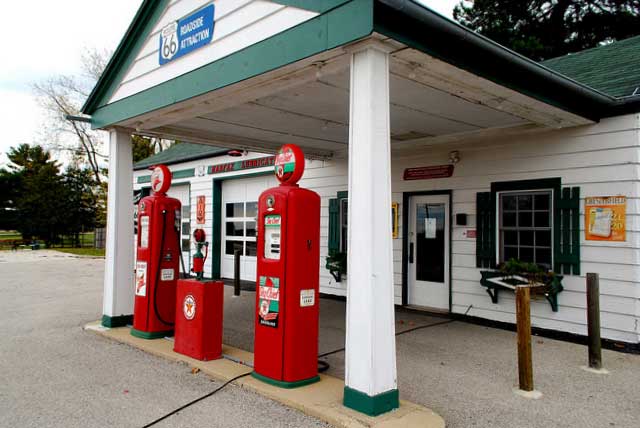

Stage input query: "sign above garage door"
[{"left": 208, "top": 156, "right": 276, "bottom": 175}]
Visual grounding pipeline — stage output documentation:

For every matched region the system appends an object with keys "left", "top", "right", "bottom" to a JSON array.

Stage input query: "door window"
[{"left": 415, "top": 203, "right": 446, "bottom": 283}]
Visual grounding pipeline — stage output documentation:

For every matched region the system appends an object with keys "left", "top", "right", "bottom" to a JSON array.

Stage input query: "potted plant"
[{"left": 325, "top": 251, "right": 346, "bottom": 282}]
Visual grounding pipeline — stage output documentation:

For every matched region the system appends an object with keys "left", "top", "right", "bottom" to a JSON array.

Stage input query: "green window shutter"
[
  {"left": 328, "top": 198, "right": 340, "bottom": 256},
  {"left": 476, "top": 192, "right": 495, "bottom": 268},
  {"left": 554, "top": 187, "right": 580, "bottom": 275}
]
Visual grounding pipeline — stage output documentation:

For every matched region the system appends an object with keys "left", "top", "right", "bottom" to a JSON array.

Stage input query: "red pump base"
[{"left": 174, "top": 279, "right": 224, "bottom": 361}]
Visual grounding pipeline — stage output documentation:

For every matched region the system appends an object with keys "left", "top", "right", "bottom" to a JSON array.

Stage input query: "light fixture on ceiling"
[
  {"left": 449, "top": 150, "right": 460, "bottom": 164},
  {"left": 227, "top": 149, "right": 245, "bottom": 157}
]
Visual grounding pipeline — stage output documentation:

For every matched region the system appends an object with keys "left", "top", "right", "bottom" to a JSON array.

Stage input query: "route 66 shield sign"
[{"left": 160, "top": 22, "right": 178, "bottom": 62}]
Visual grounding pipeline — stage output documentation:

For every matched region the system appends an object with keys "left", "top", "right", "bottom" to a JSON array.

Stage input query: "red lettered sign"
[
  {"left": 196, "top": 196, "right": 205, "bottom": 224},
  {"left": 403, "top": 165, "right": 454, "bottom": 180}
]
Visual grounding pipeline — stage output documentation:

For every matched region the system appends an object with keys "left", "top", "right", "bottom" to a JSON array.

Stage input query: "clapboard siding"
[
  {"left": 110, "top": 0, "right": 318, "bottom": 104},
  {"left": 132, "top": 114, "right": 640, "bottom": 342}
]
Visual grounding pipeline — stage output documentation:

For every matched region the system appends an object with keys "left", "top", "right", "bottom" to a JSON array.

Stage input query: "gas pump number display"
[{"left": 264, "top": 215, "right": 281, "bottom": 260}]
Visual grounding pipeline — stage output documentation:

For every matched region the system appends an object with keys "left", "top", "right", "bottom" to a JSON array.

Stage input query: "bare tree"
[{"left": 33, "top": 48, "right": 110, "bottom": 184}]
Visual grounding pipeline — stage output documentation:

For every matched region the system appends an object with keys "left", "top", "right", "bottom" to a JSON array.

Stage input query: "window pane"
[
  {"left": 341, "top": 199, "right": 348, "bottom": 226},
  {"left": 246, "top": 221, "right": 256, "bottom": 237},
  {"left": 182, "top": 239, "right": 190, "bottom": 251},
  {"left": 502, "top": 195, "right": 517, "bottom": 210},
  {"left": 225, "top": 240, "right": 243, "bottom": 255},
  {"left": 536, "top": 248, "right": 551, "bottom": 266},
  {"left": 520, "top": 247, "right": 534, "bottom": 263},
  {"left": 246, "top": 202, "right": 258, "bottom": 218},
  {"left": 520, "top": 230, "right": 534, "bottom": 246},
  {"left": 536, "top": 230, "right": 551, "bottom": 247},
  {"left": 518, "top": 195, "right": 533, "bottom": 210},
  {"left": 504, "top": 246, "right": 518, "bottom": 261},
  {"left": 182, "top": 205, "right": 190, "bottom": 218},
  {"left": 534, "top": 211, "right": 550, "bottom": 228},
  {"left": 182, "top": 222, "right": 190, "bottom": 236},
  {"left": 503, "top": 212, "right": 517, "bottom": 227},
  {"left": 518, "top": 211, "right": 533, "bottom": 227},
  {"left": 226, "top": 203, "right": 244, "bottom": 218},
  {"left": 534, "top": 194, "right": 550, "bottom": 210},
  {"left": 504, "top": 230, "right": 518, "bottom": 246},
  {"left": 246, "top": 241, "right": 257, "bottom": 257},
  {"left": 226, "top": 221, "right": 244, "bottom": 236}
]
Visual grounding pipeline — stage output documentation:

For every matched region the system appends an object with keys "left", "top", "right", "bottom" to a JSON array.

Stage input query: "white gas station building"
[{"left": 84, "top": 0, "right": 640, "bottom": 415}]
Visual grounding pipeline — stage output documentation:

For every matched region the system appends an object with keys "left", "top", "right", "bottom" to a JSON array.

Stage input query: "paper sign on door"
[{"left": 425, "top": 218, "right": 437, "bottom": 239}]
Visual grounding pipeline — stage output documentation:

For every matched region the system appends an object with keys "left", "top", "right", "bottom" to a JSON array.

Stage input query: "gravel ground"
[
  {"left": 0, "top": 252, "right": 328, "bottom": 428},
  {"left": 2, "top": 251, "right": 639, "bottom": 428}
]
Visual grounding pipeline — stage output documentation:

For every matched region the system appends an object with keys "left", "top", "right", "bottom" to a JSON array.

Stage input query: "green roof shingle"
[
  {"left": 134, "top": 143, "right": 227, "bottom": 170},
  {"left": 541, "top": 35, "right": 640, "bottom": 98}
]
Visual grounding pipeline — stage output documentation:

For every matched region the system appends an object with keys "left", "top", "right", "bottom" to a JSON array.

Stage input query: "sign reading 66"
[{"left": 160, "top": 22, "right": 179, "bottom": 62}]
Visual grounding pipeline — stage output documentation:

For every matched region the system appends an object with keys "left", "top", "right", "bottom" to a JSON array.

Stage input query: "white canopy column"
[
  {"left": 343, "top": 45, "right": 399, "bottom": 415},
  {"left": 101, "top": 128, "right": 135, "bottom": 327}
]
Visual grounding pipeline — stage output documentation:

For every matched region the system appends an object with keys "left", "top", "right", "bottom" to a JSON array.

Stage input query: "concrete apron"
[{"left": 85, "top": 321, "right": 444, "bottom": 428}]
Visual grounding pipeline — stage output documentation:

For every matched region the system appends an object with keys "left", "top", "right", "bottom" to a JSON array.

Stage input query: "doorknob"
[{"left": 409, "top": 242, "right": 414, "bottom": 263}]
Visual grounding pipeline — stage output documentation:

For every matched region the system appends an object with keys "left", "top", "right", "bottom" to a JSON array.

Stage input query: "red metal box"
[{"left": 174, "top": 279, "right": 224, "bottom": 361}]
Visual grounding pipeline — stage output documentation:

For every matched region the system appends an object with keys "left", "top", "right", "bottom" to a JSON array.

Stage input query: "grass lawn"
[{"left": 54, "top": 248, "right": 105, "bottom": 257}]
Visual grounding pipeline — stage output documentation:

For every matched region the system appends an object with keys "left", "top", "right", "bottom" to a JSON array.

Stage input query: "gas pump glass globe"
[
  {"left": 150, "top": 164, "right": 172, "bottom": 194},
  {"left": 274, "top": 144, "right": 305, "bottom": 185},
  {"left": 193, "top": 228, "right": 206, "bottom": 243}
]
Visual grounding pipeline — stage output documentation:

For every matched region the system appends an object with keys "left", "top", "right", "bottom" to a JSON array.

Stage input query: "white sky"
[{"left": 0, "top": 0, "right": 459, "bottom": 167}]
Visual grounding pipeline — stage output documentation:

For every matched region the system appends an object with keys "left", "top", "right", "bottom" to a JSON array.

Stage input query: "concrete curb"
[{"left": 85, "top": 321, "right": 445, "bottom": 428}]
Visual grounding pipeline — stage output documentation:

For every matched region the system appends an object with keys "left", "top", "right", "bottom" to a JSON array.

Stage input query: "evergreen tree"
[{"left": 454, "top": 0, "right": 640, "bottom": 60}]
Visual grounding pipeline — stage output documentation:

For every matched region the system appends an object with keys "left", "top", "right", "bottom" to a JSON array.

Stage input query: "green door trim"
[{"left": 211, "top": 170, "right": 274, "bottom": 279}]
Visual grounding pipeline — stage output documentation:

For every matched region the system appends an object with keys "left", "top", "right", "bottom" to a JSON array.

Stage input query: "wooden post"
[
  {"left": 516, "top": 286, "right": 534, "bottom": 391},
  {"left": 233, "top": 249, "right": 241, "bottom": 296},
  {"left": 586, "top": 273, "right": 603, "bottom": 370}
]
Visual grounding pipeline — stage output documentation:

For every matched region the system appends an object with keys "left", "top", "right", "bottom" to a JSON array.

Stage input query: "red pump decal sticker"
[
  {"left": 135, "top": 262, "right": 147, "bottom": 296},
  {"left": 258, "top": 276, "right": 280, "bottom": 328},
  {"left": 183, "top": 295, "right": 196, "bottom": 320}
]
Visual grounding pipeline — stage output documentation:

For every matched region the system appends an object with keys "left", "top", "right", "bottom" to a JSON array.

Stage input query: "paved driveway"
[{"left": 0, "top": 251, "right": 327, "bottom": 428}]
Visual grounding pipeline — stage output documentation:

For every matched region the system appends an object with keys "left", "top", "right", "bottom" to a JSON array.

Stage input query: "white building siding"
[
  {"left": 133, "top": 114, "right": 640, "bottom": 343},
  {"left": 110, "top": 0, "right": 318, "bottom": 104}
]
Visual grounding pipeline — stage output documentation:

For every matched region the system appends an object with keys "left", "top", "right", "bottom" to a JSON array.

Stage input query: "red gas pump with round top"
[
  {"left": 132, "top": 165, "right": 182, "bottom": 339},
  {"left": 253, "top": 144, "right": 321, "bottom": 387}
]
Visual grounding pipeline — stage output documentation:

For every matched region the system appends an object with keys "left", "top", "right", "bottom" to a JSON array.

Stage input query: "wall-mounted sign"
[
  {"left": 196, "top": 196, "right": 206, "bottom": 224},
  {"left": 208, "top": 156, "right": 276, "bottom": 175},
  {"left": 585, "top": 196, "right": 626, "bottom": 241},
  {"left": 392, "top": 202, "right": 399, "bottom": 239},
  {"left": 466, "top": 230, "right": 477, "bottom": 239},
  {"left": 403, "top": 165, "right": 454, "bottom": 180},
  {"left": 159, "top": 4, "right": 215, "bottom": 65}
]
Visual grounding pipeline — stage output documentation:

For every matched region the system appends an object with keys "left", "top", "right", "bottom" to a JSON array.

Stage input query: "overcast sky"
[{"left": 0, "top": 0, "right": 460, "bottom": 167}]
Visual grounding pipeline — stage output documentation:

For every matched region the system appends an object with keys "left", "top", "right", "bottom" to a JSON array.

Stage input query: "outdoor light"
[
  {"left": 227, "top": 149, "right": 245, "bottom": 157},
  {"left": 449, "top": 150, "right": 460, "bottom": 164}
]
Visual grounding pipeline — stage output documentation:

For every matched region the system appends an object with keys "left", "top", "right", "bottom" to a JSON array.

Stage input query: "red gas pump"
[
  {"left": 132, "top": 165, "right": 182, "bottom": 339},
  {"left": 253, "top": 144, "right": 321, "bottom": 387}
]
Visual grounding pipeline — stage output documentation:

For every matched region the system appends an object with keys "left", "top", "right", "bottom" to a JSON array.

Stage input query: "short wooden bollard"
[
  {"left": 586, "top": 273, "right": 606, "bottom": 372},
  {"left": 516, "top": 286, "right": 534, "bottom": 392}
]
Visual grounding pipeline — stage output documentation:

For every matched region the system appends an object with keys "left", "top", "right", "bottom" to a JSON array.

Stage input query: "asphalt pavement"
[{"left": 0, "top": 251, "right": 328, "bottom": 428}]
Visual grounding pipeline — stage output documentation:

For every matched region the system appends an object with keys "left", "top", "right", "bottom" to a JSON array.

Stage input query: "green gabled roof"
[
  {"left": 134, "top": 142, "right": 227, "bottom": 170},
  {"left": 542, "top": 35, "right": 640, "bottom": 98}
]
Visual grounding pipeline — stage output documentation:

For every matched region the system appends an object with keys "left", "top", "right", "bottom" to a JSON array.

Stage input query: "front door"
[{"left": 408, "top": 194, "right": 450, "bottom": 310}]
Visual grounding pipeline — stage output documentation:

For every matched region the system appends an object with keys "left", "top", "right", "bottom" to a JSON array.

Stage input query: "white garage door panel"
[{"left": 221, "top": 175, "right": 277, "bottom": 281}]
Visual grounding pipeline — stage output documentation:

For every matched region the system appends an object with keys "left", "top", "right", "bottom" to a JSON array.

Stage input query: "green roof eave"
[
  {"left": 373, "top": 0, "right": 640, "bottom": 120},
  {"left": 86, "top": 0, "right": 373, "bottom": 129}
]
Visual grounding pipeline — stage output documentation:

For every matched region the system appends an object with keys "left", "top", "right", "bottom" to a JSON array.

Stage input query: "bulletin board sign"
[{"left": 585, "top": 196, "right": 626, "bottom": 241}]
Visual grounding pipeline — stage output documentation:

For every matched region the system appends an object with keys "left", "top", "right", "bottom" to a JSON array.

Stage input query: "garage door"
[
  {"left": 167, "top": 184, "right": 190, "bottom": 275},
  {"left": 221, "top": 175, "right": 277, "bottom": 281}
]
